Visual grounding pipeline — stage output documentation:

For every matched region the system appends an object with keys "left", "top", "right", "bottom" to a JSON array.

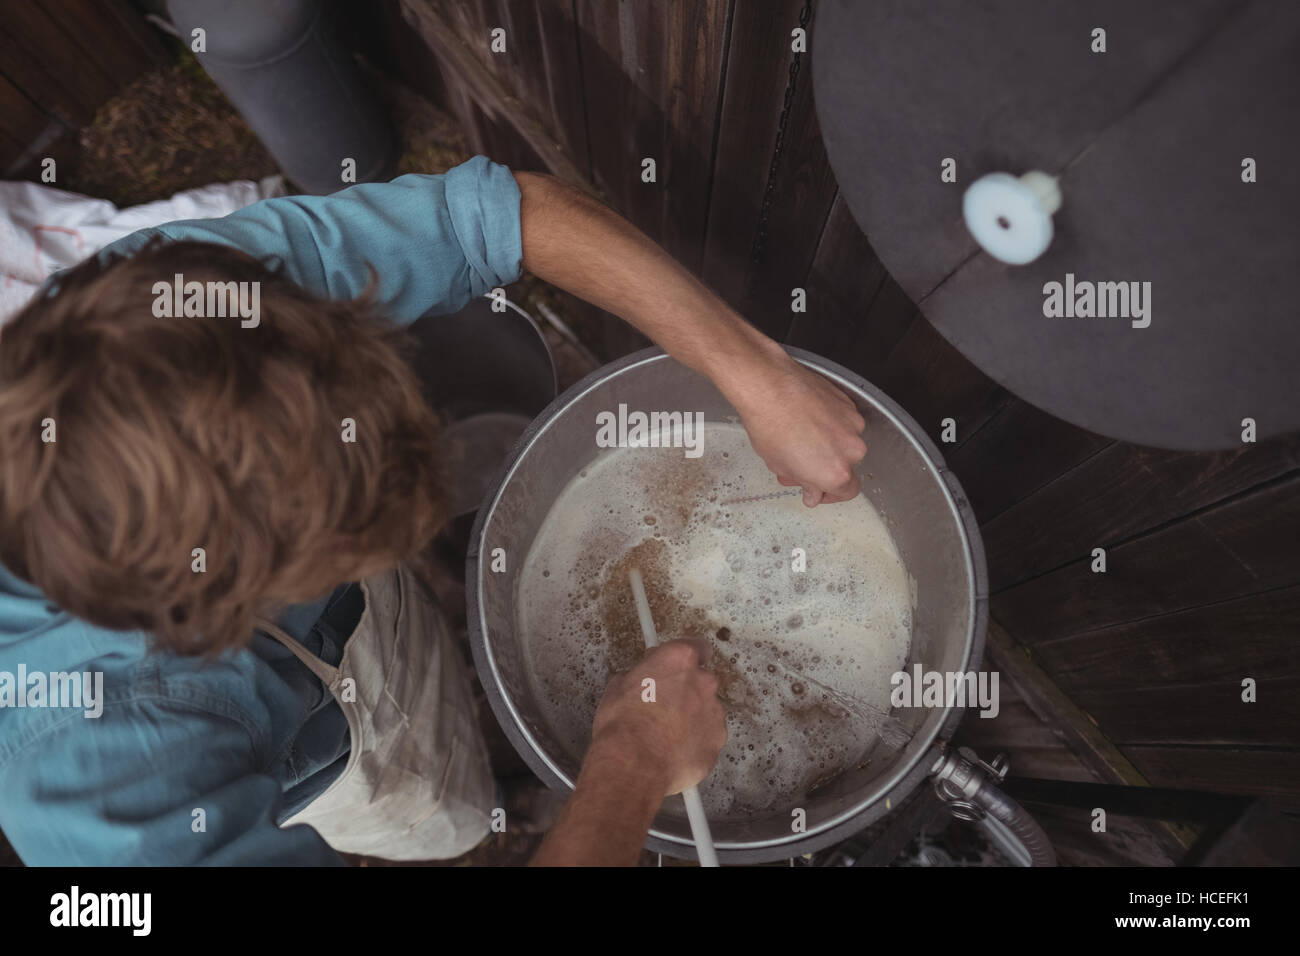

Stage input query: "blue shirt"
[{"left": 0, "top": 156, "right": 523, "bottom": 864}]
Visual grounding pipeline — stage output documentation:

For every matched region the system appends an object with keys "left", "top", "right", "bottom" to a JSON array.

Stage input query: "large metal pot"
[{"left": 467, "top": 347, "right": 988, "bottom": 863}]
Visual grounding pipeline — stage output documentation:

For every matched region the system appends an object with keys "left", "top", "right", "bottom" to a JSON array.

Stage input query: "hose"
[{"left": 973, "top": 781, "right": 1057, "bottom": 867}]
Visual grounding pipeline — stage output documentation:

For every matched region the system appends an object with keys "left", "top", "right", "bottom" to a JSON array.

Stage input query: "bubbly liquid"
[{"left": 517, "top": 422, "right": 913, "bottom": 817}]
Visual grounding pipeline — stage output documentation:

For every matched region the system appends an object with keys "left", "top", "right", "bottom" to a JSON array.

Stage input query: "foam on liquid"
[{"left": 517, "top": 422, "right": 913, "bottom": 818}]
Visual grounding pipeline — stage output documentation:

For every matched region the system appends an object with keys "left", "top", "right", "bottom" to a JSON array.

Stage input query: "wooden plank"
[
  {"left": 476, "top": 97, "right": 548, "bottom": 173},
  {"left": 0, "top": 21, "right": 95, "bottom": 125},
  {"left": 398, "top": 0, "right": 591, "bottom": 188},
  {"left": 786, "top": 193, "right": 927, "bottom": 394},
  {"left": 574, "top": 0, "right": 730, "bottom": 361},
  {"left": 658, "top": 0, "right": 731, "bottom": 272},
  {"left": 946, "top": 399, "right": 1113, "bottom": 523},
  {"left": 737, "top": 73, "right": 838, "bottom": 341},
  {"left": 97, "top": 0, "right": 171, "bottom": 64},
  {"left": 575, "top": 0, "right": 728, "bottom": 271},
  {"left": 992, "top": 475, "right": 1300, "bottom": 643},
  {"left": 35, "top": 0, "right": 152, "bottom": 87},
  {"left": 868, "top": 315, "right": 1008, "bottom": 450},
  {"left": 0, "top": 127, "right": 26, "bottom": 173},
  {"left": 955, "top": 693, "right": 1099, "bottom": 783},
  {"left": 0, "top": 74, "right": 51, "bottom": 159},
  {"left": 576, "top": 0, "right": 665, "bottom": 241},
  {"left": 703, "top": 0, "right": 838, "bottom": 341},
  {"left": 356, "top": 0, "right": 453, "bottom": 110},
  {"left": 1033, "top": 584, "right": 1300, "bottom": 692},
  {"left": 4, "top": 123, "right": 79, "bottom": 182},
  {"left": 981, "top": 622, "right": 1164, "bottom": 788},
  {"left": 830, "top": 275, "right": 920, "bottom": 386},
  {"left": 984, "top": 434, "right": 1300, "bottom": 592},
  {"left": 702, "top": 0, "right": 803, "bottom": 306},
  {"left": 785, "top": 193, "right": 889, "bottom": 355},
  {"left": 505, "top": 0, "right": 591, "bottom": 181},
  {"left": 2, "top": 1, "right": 118, "bottom": 103},
  {"left": 1072, "top": 676, "right": 1300, "bottom": 748},
  {"left": 966, "top": 621, "right": 1196, "bottom": 856},
  {"left": 1123, "top": 746, "right": 1300, "bottom": 813}
]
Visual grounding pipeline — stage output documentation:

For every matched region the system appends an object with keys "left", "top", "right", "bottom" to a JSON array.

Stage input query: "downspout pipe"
[{"left": 167, "top": 0, "right": 396, "bottom": 194}]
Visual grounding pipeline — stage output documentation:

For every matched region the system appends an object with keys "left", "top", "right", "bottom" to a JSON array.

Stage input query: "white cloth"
[
  {"left": 0, "top": 176, "right": 284, "bottom": 323},
  {"left": 256, "top": 565, "right": 496, "bottom": 861}
]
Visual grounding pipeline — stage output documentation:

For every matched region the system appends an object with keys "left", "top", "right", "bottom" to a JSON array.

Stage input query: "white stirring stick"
[{"left": 627, "top": 567, "right": 720, "bottom": 868}]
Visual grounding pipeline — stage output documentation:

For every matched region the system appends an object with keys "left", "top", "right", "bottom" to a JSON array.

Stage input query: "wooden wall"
[
  {"left": 373, "top": 0, "right": 1298, "bottom": 863},
  {"left": 0, "top": 0, "right": 166, "bottom": 177}
]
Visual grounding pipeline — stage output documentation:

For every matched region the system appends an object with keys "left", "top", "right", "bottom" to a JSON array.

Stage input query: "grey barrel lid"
[{"left": 814, "top": 0, "right": 1300, "bottom": 450}]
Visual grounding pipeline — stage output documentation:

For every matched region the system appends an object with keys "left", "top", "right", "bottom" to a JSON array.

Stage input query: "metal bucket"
[
  {"left": 467, "top": 347, "right": 988, "bottom": 862},
  {"left": 411, "top": 295, "right": 558, "bottom": 518}
]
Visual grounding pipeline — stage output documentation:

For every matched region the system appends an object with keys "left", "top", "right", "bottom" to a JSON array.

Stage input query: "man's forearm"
[
  {"left": 529, "top": 730, "right": 667, "bottom": 867},
  {"left": 514, "top": 169, "right": 869, "bottom": 506},
  {"left": 515, "top": 171, "right": 783, "bottom": 409}
]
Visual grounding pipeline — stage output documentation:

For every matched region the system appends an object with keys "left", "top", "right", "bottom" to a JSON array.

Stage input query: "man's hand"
[
  {"left": 529, "top": 640, "right": 726, "bottom": 866},
  {"left": 717, "top": 342, "right": 867, "bottom": 507},
  {"left": 591, "top": 639, "right": 727, "bottom": 796}
]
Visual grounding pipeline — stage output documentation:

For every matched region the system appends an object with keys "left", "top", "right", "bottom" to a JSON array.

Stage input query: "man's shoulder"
[
  {"left": 0, "top": 562, "right": 151, "bottom": 671},
  {"left": 0, "top": 564, "right": 277, "bottom": 761}
]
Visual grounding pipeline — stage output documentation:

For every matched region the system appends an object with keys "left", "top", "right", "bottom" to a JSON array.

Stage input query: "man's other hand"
[{"left": 590, "top": 639, "right": 727, "bottom": 796}]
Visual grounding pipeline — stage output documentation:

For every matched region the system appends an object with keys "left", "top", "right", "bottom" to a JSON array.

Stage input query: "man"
[{"left": 0, "top": 156, "right": 866, "bottom": 864}]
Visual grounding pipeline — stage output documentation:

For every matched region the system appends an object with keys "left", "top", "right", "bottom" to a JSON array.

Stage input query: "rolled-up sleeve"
[{"left": 95, "top": 155, "right": 524, "bottom": 323}]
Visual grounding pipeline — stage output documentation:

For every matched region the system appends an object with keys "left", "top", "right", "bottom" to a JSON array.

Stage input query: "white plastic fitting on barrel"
[{"left": 962, "top": 170, "right": 1062, "bottom": 265}]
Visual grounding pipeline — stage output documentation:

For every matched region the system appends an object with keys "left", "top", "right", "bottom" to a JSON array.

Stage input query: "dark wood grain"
[
  {"left": 786, "top": 193, "right": 929, "bottom": 393},
  {"left": 1123, "top": 746, "right": 1300, "bottom": 812},
  {"left": 575, "top": 0, "right": 728, "bottom": 271},
  {"left": 399, "top": 0, "right": 589, "bottom": 186},
  {"left": 947, "top": 399, "right": 1113, "bottom": 523},
  {"left": 0, "top": 22, "right": 94, "bottom": 126},
  {"left": 50, "top": 0, "right": 166, "bottom": 84},
  {"left": 0, "top": 74, "right": 53, "bottom": 169},
  {"left": 830, "top": 275, "right": 920, "bottom": 386},
  {"left": 703, "top": 0, "right": 838, "bottom": 341},
  {"left": 4, "top": 2, "right": 117, "bottom": 107},
  {"left": 955, "top": 622, "right": 1194, "bottom": 859},
  {"left": 1072, "top": 677, "right": 1300, "bottom": 748},
  {"left": 512, "top": 0, "right": 591, "bottom": 181},
  {"left": 1033, "top": 584, "right": 1300, "bottom": 693},
  {"left": 984, "top": 434, "right": 1300, "bottom": 592},
  {"left": 992, "top": 474, "right": 1300, "bottom": 643},
  {"left": 702, "top": 0, "right": 805, "bottom": 307},
  {"left": 954, "top": 689, "right": 1098, "bottom": 783},
  {"left": 868, "top": 315, "right": 1009, "bottom": 451},
  {"left": 786, "top": 193, "right": 889, "bottom": 356}
]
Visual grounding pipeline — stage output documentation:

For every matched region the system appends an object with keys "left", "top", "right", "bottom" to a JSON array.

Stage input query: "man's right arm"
[{"left": 530, "top": 640, "right": 727, "bottom": 867}]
